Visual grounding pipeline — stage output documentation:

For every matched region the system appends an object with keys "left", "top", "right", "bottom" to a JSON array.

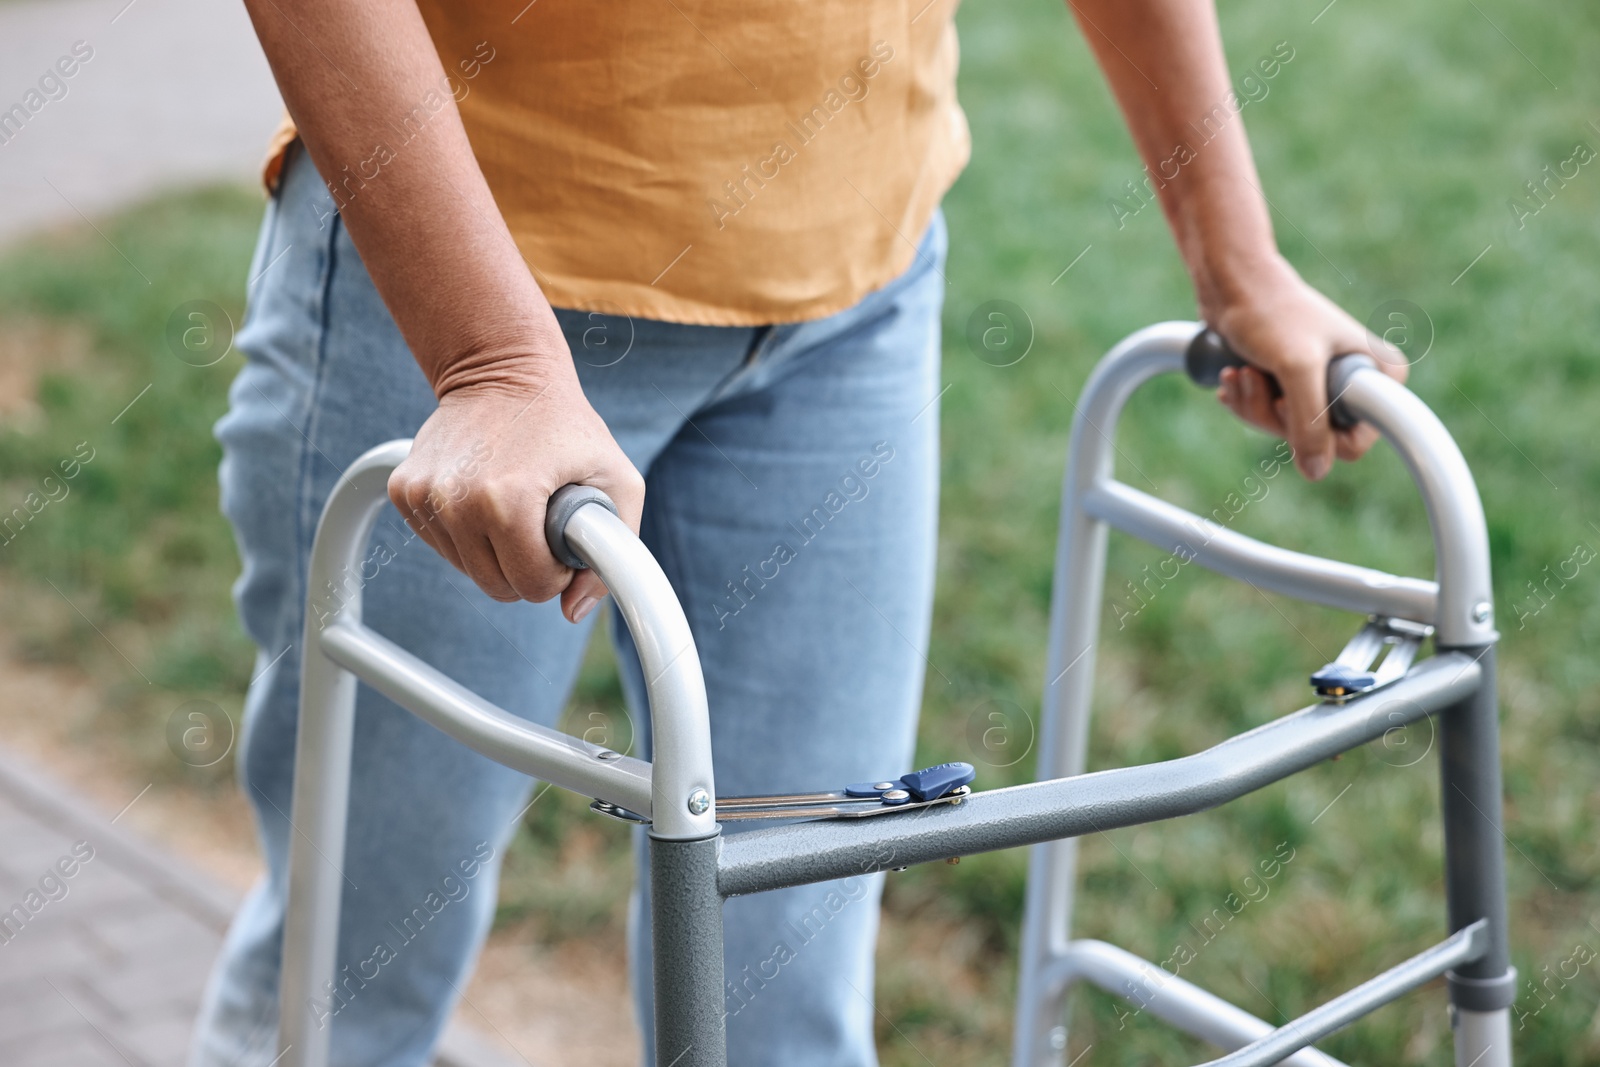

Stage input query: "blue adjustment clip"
[
  {"left": 846, "top": 762, "right": 977, "bottom": 803},
  {"left": 1310, "top": 662, "right": 1378, "bottom": 700},
  {"left": 899, "top": 762, "right": 977, "bottom": 802},
  {"left": 702, "top": 762, "right": 978, "bottom": 824}
]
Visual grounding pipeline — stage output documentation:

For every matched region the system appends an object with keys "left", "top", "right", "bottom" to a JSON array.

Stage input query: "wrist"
[
  {"left": 1165, "top": 168, "right": 1290, "bottom": 320},
  {"left": 428, "top": 338, "right": 575, "bottom": 402},
  {"left": 1190, "top": 248, "right": 1298, "bottom": 323}
]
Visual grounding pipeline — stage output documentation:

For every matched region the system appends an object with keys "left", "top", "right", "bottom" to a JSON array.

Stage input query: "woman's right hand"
[
  {"left": 387, "top": 365, "right": 645, "bottom": 624},
  {"left": 243, "top": 0, "right": 643, "bottom": 624}
]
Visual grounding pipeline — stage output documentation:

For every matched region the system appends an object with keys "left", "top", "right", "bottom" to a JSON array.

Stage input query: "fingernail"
[
  {"left": 570, "top": 596, "right": 599, "bottom": 624},
  {"left": 1306, "top": 455, "right": 1332, "bottom": 481}
]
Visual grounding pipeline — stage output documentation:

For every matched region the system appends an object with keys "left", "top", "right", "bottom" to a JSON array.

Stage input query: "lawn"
[{"left": 1, "top": 0, "right": 1597, "bottom": 1063}]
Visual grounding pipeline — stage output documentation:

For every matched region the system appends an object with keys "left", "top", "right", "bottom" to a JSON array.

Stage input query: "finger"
[
  {"left": 397, "top": 491, "right": 467, "bottom": 574},
  {"left": 607, "top": 466, "right": 648, "bottom": 536},
  {"left": 1278, "top": 358, "right": 1336, "bottom": 481},
  {"left": 1335, "top": 422, "right": 1381, "bottom": 463},
  {"left": 559, "top": 466, "right": 640, "bottom": 622},
  {"left": 1235, "top": 367, "right": 1286, "bottom": 433},
  {"left": 454, "top": 531, "right": 522, "bottom": 602},
  {"left": 1218, "top": 366, "right": 1240, "bottom": 410},
  {"left": 1217, "top": 378, "right": 1242, "bottom": 421},
  {"left": 561, "top": 569, "right": 609, "bottom": 624},
  {"left": 1362, "top": 329, "right": 1411, "bottom": 383},
  {"left": 407, "top": 479, "right": 519, "bottom": 598},
  {"left": 493, "top": 531, "right": 574, "bottom": 605},
  {"left": 479, "top": 484, "right": 573, "bottom": 603},
  {"left": 1217, "top": 366, "right": 1276, "bottom": 432}
]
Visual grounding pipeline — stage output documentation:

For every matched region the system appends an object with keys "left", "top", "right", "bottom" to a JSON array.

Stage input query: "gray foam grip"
[
  {"left": 1185, "top": 326, "right": 1371, "bottom": 432},
  {"left": 543, "top": 484, "right": 620, "bottom": 570}
]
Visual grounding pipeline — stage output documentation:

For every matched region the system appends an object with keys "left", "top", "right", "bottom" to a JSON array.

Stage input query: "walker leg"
[
  {"left": 651, "top": 832, "right": 727, "bottom": 1067},
  {"left": 277, "top": 646, "right": 358, "bottom": 1067},
  {"left": 1013, "top": 840, "right": 1083, "bottom": 1065},
  {"left": 276, "top": 447, "right": 405, "bottom": 1067},
  {"left": 1438, "top": 645, "right": 1517, "bottom": 1067},
  {"left": 1453, "top": 1008, "right": 1513, "bottom": 1067},
  {"left": 1013, "top": 487, "right": 1112, "bottom": 1066}
]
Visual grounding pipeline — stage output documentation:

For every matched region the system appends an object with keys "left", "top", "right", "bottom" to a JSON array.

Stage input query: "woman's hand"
[
  {"left": 243, "top": 0, "right": 645, "bottom": 620},
  {"left": 1065, "top": 1, "right": 1409, "bottom": 480},
  {"left": 387, "top": 366, "right": 645, "bottom": 623},
  {"left": 1204, "top": 256, "right": 1409, "bottom": 480}
]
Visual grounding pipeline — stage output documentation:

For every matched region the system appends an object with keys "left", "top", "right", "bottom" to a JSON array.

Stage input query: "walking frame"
[{"left": 277, "top": 321, "right": 1515, "bottom": 1067}]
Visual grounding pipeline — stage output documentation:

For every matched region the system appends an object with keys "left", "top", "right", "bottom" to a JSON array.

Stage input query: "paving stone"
[
  {"left": 85, "top": 901, "right": 219, "bottom": 960},
  {"left": 4, "top": 858, "right": 163, "bottom": 919},
  {"left": 9, "top": 1026, "right": 147, "bottom": 1067},
  {"left": 117, "top": 1009, "right": 199, "bottom": 1066},
  {"left": 0, "top": 977, "right": 92, "bottom": 1048},
  {"left": 83, "top": 943, "right": 217, "bottom": 1018},
  {"left": 0, "top": 972, "right": 156, "bottom": 1067},
  {"left": 0, "top": 920, "right": 106, "bottom": 982},
  {"left": 0, "top": 822, "right": 83, "bottom": 882},
  {"left": 0, "top": 747, "right": 517, "bottom": 1067}
]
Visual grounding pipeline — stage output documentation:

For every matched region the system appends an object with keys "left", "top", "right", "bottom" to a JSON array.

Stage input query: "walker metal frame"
[{"left": 277, "top": 321, "right": 1515, "bottom": 1067}]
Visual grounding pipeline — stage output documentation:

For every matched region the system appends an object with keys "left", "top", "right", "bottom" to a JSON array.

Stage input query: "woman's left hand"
[{"left": 1203, "top": 256, "right": 1410, "bottom": 481}]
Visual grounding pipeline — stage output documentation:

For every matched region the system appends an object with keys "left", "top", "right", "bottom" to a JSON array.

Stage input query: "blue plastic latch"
[
  {"left": 1311, "top": 663, "right": 1377, "bottom": 699},
  {"left": 898, "top": 762, "right": 976, "bottom": 802}
]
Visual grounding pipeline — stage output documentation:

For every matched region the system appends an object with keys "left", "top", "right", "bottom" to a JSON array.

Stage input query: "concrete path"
[
  {"left": 0, "top": 0, "right": 283, "bottom": 246},
  {"left": 0, "top": 747, "right": 520, "bottom": 1067}
]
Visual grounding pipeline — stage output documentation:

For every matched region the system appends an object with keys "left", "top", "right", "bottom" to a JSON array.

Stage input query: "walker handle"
[
  {"left": 1184, "top": 327, "right": 1369, "bottom": 432},
  {"left": 545, "top": 483, "right": 621, "bottom": 569}
]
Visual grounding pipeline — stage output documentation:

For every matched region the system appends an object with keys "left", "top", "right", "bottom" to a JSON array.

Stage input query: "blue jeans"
[{"left": 190, "top": 147, "right": 945, "bottom": 1066}]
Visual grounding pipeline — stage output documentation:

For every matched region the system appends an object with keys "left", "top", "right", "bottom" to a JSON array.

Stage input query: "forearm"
[
  {"left": 244, "top": 0, "right": 564, "bottom": 396},
  {"left": 1069, "top": 0, "right": 1287, "bottom": 315}
]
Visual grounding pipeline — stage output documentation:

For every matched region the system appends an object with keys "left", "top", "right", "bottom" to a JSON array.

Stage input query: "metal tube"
[
  {"left": 651, "top": 833, "right": 727, "bottom": 1067},
  {"left": 1013, "top": 321, "right": 1192, "bottom": 1067},
  {"left": 1337, "top": 366, "right": 1497, "bottom": 647},
  {"left": 1192, "top": 920, "right": 1489, "bottom": 1067},
  {"left": 1453, "top": 1009, "right": 1513, "bottom": 1067},
  {"left": 279, "top": 440, "right": 410, "bottom": 1067},
  {"left": 1083, "top": 480, "right": 1438, "bottom": 623},
  {"left": 1436, "top": 647, "right": 1518, "bottom": 1031},
  {"left": 562, "top": 503, "right": 717, "bottom": 840},
  {"left": 318, "top": 621, "right": 653, "bottom": 815},
  {"left": 1042, "top": 940, "right": 1346, "bottom": 1067},
  {"left": 718, "top": 653, "right": 1483, "bottom": 896}
]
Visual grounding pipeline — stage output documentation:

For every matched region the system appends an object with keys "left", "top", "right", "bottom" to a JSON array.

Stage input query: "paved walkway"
[
  {"left": 0, "top": 747, "right": 519, "bottom": 1067},
  {"left": 0, "top": 0, "right": 283, "bottom": 245}
]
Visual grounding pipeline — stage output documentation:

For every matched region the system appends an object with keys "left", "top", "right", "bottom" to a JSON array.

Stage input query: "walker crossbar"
[
  {"left": 1044, "top": 940, "right": 1349, "bottom": 1067},
  {"left": 278, "top": 322, "right": 1515, "bottom": 1067},
  {"left": 714, "top": 651, "right": 1481, "bottom": 894},
  {"left": 1043, "top": 917, "right": 1489, "bottom": 1067},
  {"left": 1082, "top": 479, "right": 1439, "bottom": 622},
  {"left": 1189, "top": 919, "right": 1489, "bottom": 1067},
  {"left": 316, "top": 621, "right": 654, "bottom": 815}
]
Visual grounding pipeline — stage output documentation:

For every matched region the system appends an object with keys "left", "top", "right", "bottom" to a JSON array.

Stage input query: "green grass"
[
  {"left": 905, "top": 0, "right": 1600, "bottom": 1061},
  {"left": 2, "top": 0, "right": 1598, "bottom": 1061},
  {"left": 0, "top": 187, "right": 263, "bottom": 785}
]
